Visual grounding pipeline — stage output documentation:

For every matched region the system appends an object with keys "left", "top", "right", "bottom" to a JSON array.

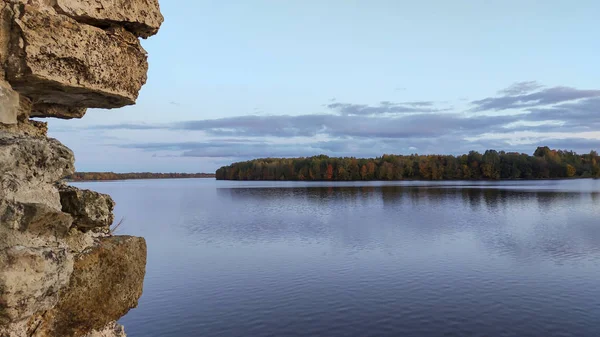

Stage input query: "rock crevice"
[{"left": 0, "top": 0, "right": 162, "bottom": 336}]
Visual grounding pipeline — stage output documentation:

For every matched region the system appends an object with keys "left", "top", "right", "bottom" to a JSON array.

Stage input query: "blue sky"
[{"left": 48, "top": 0, "right": 600, "bottom": 172}]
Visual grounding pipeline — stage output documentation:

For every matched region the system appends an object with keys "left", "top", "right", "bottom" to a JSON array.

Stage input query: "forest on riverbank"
[
  {"left": 216, "top": 147, "right": 600, "bottom": 181},
  {"left": 66, "top": 172, "right": 215, "bottom": 181}
]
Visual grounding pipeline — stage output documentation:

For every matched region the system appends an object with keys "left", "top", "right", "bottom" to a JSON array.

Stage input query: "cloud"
[
  {"left": 174, "top": 114, "right": 330, "bottom": 137},
  {"left": 497, "top": 97, "right": 600, "bottom": 135},
  {"left": 87, "top": 123, "right": 163, "bottom": 130},
  {"left": 89, "top": 112, "right": 520, "bottom": 139},
  {"left": 80, "top": 84, "right": 600, "bottom": 144},
  {"left": 53, "top": 81, "right": 600, "bottom": 171},
  {"left": 472, "top": 84, "right": 600, "bottom": 111},
  {"left": 326, "top": 100, "right": 444, "bottom": 115},
  {"left": 401, "top": 101, "right": 435, "bottom": 107},
  {"left": 539, "top": 138, "right": 600, "bottom": 152},
  {"left": 524, "top": 97, "right": 600, "bottom": 125},
  {"left": 118, "top": 140, "right": 363, "bottom": 158},
  {"left": 498, "top": 81, "right": 543, "bottom": 96},
  {"left": 117, "top": 134, "right": 596, "bottom": 161}
]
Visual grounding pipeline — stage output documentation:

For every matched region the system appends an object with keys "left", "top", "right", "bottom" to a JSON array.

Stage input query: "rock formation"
[{"left": 0, "top": 1, "right": 163, "bottom": 336}]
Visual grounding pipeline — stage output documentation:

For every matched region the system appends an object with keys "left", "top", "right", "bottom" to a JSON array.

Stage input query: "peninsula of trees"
[
  {"left": 216, "top": 147, "right": 600, "bottom": 181},
  {"left": 66, "top": 172, "right": 215, "bottom": 181}
]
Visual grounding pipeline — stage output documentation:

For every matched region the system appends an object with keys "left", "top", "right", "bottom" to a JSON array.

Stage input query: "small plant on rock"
[{"left": 109, "top": 217, "right": 125, "bottom": 235}]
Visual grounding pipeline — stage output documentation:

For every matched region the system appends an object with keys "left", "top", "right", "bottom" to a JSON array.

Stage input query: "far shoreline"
[
  {"left": 68, "top": 175, "right": 598, "bottom": 183},
  {"left": 214, "top": 177, "right": 597, "bottom": 182},
  {"left": 67, "top": 177, "right": 217, "bottom": 182},
  {"left": 65, "top": 172, "right": 215, "bottom": 182}
]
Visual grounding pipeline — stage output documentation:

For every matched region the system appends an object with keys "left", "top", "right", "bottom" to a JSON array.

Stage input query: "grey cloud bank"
[
  {"left": 326, "top": 100, "right": 445, "bottom": 115},
  {"left": 472, "top": 85, "right": 600, "bottom": 112},
  {"left": 50, "top": 82, "right": 600, "bottom": 168},
  {"left": 498, "top": 81, "right": 544, "bottom": 96}
]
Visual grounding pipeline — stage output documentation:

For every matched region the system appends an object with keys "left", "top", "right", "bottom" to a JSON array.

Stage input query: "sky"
[{"left": 46, "top": 0, "right": 600, "bottom": 173}]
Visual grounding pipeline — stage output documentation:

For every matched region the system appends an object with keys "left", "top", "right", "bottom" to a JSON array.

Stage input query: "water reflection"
[
  {"left": 209, "top": 186, "right": 600, "bottom": 263},
  {"left": 78, "top": 179, "right": 600, "bottom": 337},
  {"left": 216, "top": 185, "right": 596, "bottom": 214}
]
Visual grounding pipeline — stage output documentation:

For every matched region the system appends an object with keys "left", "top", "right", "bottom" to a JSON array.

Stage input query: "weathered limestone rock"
[
  {"left": 0, "top": 132, "right": 74, "bottom": 209},
  {"left": 0, "top": 198, "right": 75, "bottom": 331},
  {"left": 0, "top": 246, "right": 73, "bottom": 324},
  {"left": 0, "top": 1, "right": 12, "bottom": 68},
  {"left": 1, "top": 0, "right": 161, "bottom": 334},
  {"left": 6, "top": 4, "right": 149, "bottom": 108},
  {"left": 30, "top": 104, "right": 87, "bottom": 120},
  {"left": 0, "top": 200, "right": 72, "bottom": 238},
  {"left": 55, "top": 0, "right": 163, "bottom": 38},
  {"left": 15, "top": 95, "right": 32, "bottom": 121},
  {"left": 0, "top": 81, "right": 19, "bottom": 124},
  {"left": 0, "top": 133, "right": 74, "bottom": 184},
  {"left": 59, "top": 186, "right": 115, "bottom": 230},
  {"left": 63, "top": 228, "right": 97, "bottom": 255},
  {"left": 32, "top": 236, "right": 147, "bottom": 337},
  {"left": 83, "top": 322, "right": 126, "bottom": 337},
  {"left": 0, "top": 85, "right": 31, "bottom": 125},
  {"left": 0, "top": 119, "right": 48, "bottom": 137}
]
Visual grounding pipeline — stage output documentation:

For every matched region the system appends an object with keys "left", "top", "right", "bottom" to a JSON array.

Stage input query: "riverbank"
[{"left": 66, "top": 172, "right": 215, "bottom": 182}]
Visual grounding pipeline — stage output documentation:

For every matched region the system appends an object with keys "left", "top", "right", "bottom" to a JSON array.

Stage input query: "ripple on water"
[{"left": 69, "top": 179, "right": 600, "bottom": 337}]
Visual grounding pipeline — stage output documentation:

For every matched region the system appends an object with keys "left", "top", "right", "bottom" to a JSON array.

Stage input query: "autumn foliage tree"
[
  {"left": 215, "top": 147, "right": 600, "bottom": 181},
  {"left": 326, "top": 164, "right": 334, "bottom": 180}
]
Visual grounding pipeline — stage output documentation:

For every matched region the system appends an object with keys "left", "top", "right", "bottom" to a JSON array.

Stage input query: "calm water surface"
[{"left": 74, "top": 179, "right": 600, "bottom": 337}]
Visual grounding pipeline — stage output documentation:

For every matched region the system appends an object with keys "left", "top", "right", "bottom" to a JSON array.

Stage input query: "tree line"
[
  {"left": 216, "top": 147, "right": 600, "bottom": 181},
  {"left": 66, "top": 172, "right": 215, "bottom": 181}
]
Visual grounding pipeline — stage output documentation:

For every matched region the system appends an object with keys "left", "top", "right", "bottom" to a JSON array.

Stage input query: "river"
[{"left": 74, "top": 179, "right": 600, "bottom": 337}]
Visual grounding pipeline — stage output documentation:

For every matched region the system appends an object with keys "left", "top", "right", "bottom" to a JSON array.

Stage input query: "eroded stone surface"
[
  {"left": 30, "top": 104, "right": 87, "bottom": 119},
  {"left": 59, "top": 185, "right": 115, "bottom": 230},
  {"left": 0, "top": 119, "right": 48, "bottom": 137},
  {"left": 0, "top": 132, "right": 74, "bottom": 209},
  {"left": 82, "top": 322, "right": 126, "bottom": 337},
  {"left": 63, "top": 228, "right": 98, "bottom": 255},
  {"left": 6, "top": 4, "right": 149, "bottom": 108},
  {"left": 0, "top": 80, "right": 19, "bottom": 125},
  {"left": 0, "top": 200, "right": 72, "bottom": 238},
  {"left": 33, "top": 236, "right": 147, "bottom": 337},
  {"left": 0, "top": 0, "right": 159, "bottom": 334},
  {"left": 0, "top": 1, "right": 12, "bottom": 70},
  {"left": 55, "top": 0, "right": 163, "bottom": 38},
  {"left": 0, "top": 246, "right": 73, "bottom": 324}
]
